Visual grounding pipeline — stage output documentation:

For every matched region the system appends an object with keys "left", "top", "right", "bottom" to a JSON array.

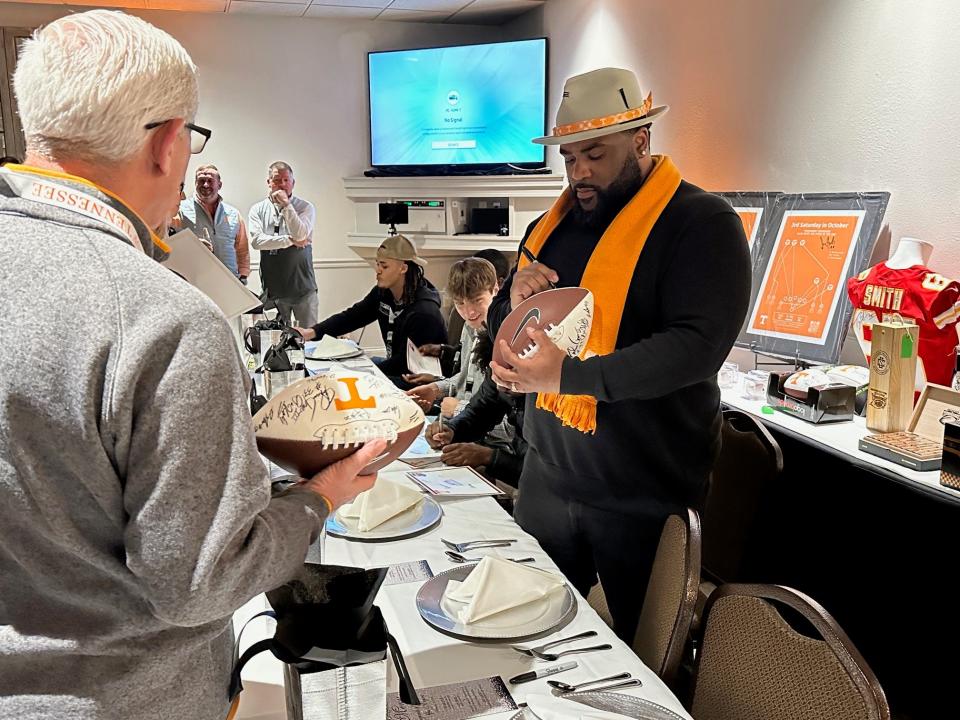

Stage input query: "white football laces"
[
  {"left": 315, "top": 423, "right": 399, "bottom": 449},
  {"left": 517, "top": 322, "right": 561, "bottom": 359}
]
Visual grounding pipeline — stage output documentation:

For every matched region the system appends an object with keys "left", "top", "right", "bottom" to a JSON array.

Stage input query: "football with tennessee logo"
[
  {"left": 493, "top": 287, "right": 594, "bottom": 368},
  {"left": 253, "top": 369, "right": 424, "bottom": 476}
]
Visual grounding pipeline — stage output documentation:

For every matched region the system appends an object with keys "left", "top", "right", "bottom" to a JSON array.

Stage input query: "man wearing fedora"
[
  {"left": 296, "top": 234, "right": 447, "bottom": 386},
  {"left": 488, "top": 67, "right": 752, "bottom": 641}
]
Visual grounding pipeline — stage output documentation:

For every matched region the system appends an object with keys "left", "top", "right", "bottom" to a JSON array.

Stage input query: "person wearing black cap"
[{"left": 297, "top": 234, "right": 447, "bottom": 385}]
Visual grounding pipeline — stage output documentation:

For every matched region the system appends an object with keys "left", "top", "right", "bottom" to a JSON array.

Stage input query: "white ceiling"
[{"left": 0, "top": 0, "right": 547, "bottom": 25}]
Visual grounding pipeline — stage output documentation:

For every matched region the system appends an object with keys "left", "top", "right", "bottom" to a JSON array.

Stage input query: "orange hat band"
[{"left": 553, "top": 92, "right": 653, "bottom": 137}]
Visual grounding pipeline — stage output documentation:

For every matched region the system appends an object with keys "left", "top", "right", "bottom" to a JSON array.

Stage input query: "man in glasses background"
[{"left": 0, "top": 10, "right": 380, "bottom": 719}]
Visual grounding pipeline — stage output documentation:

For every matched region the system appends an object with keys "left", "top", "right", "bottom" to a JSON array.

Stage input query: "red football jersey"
[{"left": 847, "top": 263, "right": 960, "bottom": 387}]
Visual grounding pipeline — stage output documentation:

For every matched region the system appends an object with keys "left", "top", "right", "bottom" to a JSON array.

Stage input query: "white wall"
[
  {"left": 12, "top": 1, "right": 960, "bottom": 348},
  {"left": 517, "top": 0, "right": 960, "bottom": 279},
  {"left": 0, "top": 3, "right": 513, "bottom": 336}
]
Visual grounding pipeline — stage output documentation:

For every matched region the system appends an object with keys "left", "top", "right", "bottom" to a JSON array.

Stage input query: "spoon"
[{"left": 547, "top": 672, "right": 631, "bottom": 693}]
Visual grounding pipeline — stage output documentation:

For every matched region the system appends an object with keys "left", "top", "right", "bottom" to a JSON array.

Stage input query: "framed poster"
[
  {"left": 735, "top": 192, "right": 889, "bottom": 365},
  {"left": 719, "top": 191, "right": 781, "bottom": 347},
  {"left": 748, "top": 209, "right": 865, "bottom": 344},
  {"left": 718, "top": 191, "right": 778, "bottom": 251}
]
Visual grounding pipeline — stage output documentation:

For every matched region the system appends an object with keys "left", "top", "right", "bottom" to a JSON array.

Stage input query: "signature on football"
[{"left": 256, "top": 382, "right": 336, "bottom": 430}]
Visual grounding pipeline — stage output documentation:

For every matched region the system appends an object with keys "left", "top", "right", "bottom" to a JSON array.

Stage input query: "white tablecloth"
[
  {"left": 236, "top": 354, "right": 691, "bottom": 718},
  {"left": 234, "top": 465, "right": 691, "bottom": 719},
  {"left": 720, "top": 375, "right": 960, "bottom": 503}
]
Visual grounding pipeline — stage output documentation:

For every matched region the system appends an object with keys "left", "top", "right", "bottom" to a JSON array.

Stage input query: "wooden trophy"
[{"left": 866, "top": 320, "right": 919, "bottom": 433}]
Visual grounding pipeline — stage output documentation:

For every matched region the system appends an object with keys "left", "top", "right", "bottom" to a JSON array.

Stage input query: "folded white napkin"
[
  {"left": 308, "top": 335, "right": 359, "bottom": 359},
  {"left": 444, "top": 556, "right": 564, "bottom": 624},
  {"left": 523, "top": 693, "right": 634, "bottom": 720},
  {"left": 339, "top": 478, "right": 423, "bottom": 532}
]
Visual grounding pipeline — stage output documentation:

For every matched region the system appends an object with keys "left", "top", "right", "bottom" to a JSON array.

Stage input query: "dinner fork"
[
  {"left": 529, "top": 643, "right": 612, "bottom": 662},
  {"left": 511, "top": 630, "right": 598, "bottom": 657},
  {"left": 441, "top": 538, "right": 518, "bottom": 553},
  {"left": 444, "top": 550, "right": 535, "bottom": 564}
]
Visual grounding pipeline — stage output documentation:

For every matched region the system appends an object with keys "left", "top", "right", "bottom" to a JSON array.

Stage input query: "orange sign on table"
[{"left": 748, "top": 210, "right": 865, "bottom": 344}]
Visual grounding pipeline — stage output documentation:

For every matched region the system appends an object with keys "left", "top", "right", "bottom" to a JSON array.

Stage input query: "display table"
[
  {"left": 719, "top": 376, "right": 955, "bottom": 719},
  {"left": 720, "top": 382, "right": 960, "bottom": 505},
  {"left": 234, "top": 357, "right": 690, "bottom": 719}
]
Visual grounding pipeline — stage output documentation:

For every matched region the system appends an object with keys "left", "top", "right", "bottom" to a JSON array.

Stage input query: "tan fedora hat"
[
  {"left": 534, "top": 67, "right": 668, "bottom": 146},
  {"left": 377, "top": 233, "right": 427, "bottom": 267}
]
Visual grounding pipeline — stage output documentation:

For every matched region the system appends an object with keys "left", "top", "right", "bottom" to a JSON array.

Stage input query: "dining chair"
[
  {"left": 586, "top": 582, "right": 614, "bottom": 628},
  {"left": 701, "top": 409, "right": 783, "bottom": 586},
  {"left": 631, "top": 508, "right": 701, "bottom": 687},
  {"left": 690, "top": 583, "right": 890, "bottom": 720}
]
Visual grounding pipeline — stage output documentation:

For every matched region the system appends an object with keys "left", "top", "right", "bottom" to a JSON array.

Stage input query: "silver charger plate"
[
  {"left": 416, "top": 564, "right": 576, "bottom": 643},
  {"left": 511, "top": 691, "right": 688, "bottom": 720},
  {"left": 326, "top": 495, "right": 442, "bottom": 542}
]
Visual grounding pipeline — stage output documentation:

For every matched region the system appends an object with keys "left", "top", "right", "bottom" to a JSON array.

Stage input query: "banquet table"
[
  {"left": 719, "top": 374, "right": 957, "bottom": 718},
  {"left": 234, "top": 355, "right": 692, "bottom": 720}
]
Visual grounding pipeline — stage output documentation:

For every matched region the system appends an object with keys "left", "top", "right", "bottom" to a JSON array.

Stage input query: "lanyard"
[{"left": 1, "top": 165, "right": 146, "bottom": 251}]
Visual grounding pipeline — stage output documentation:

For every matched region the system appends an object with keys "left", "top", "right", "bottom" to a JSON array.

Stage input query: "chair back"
[
  {"left": 446, "top": 303, "right": 465, "bottom": 346},
  {"left": 691, "top": 584, "right": 890, "bottom": 720},
  {"left": 702, "top": 409, "right": 782, "bottom": 583},
  {"left": 632, "top": 509, "right": 701, "bottom": 685}
]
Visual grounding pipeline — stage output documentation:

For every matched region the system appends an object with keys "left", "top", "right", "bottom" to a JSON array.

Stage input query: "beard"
[{"left": 571, "top": 155, "right": 644, "bottom": 231}]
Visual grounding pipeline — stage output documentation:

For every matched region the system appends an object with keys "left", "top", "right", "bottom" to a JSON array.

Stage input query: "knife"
[{"left": 508, "top": 661, "right": 577, "bottom": 685}]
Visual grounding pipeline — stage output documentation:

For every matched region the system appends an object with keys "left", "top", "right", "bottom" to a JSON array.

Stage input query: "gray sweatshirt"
[
  {"left": 435, "top": 323, "right": 482, "bottom": 405},
  {"left": 0, "top": 181, "right": 327, "bottom": 719}
]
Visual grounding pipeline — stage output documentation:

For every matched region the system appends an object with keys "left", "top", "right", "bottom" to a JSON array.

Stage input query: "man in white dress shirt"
[{"left": 248, "top": 161, "right": 318, "bottom": 326}]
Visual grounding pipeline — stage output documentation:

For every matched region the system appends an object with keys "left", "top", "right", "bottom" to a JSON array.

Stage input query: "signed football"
[
  {"left": 253, "top": 369, "right": 425, "bottom": 477},
  {"left": 782, "top": 369, "right": 832, "bottom": 400},
  {"left": 492, "top": 287, "right": 594, "bottom": 368}
]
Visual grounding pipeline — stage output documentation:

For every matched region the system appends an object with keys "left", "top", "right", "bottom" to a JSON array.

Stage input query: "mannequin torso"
[{"left": 886, "top": 237, "right": 933, "bottom": 269}]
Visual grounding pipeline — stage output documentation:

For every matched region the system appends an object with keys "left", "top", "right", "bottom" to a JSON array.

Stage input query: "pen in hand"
[
  {"left": 432, "top": 414, "right": 448, "bottom": 447},
  {"left": 519, "top": 245, "right": 557, "bottom": 289}
]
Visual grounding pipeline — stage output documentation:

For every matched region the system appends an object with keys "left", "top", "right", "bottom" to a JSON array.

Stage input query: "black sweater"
[
  {"left": 311, "top": 282, "right": 447, "bottom": 377},
  {"left": 446, "top": 374, "right": 527, "bottom": 487},
  {"left": 487, "top": 180, "right": 751, "bottom": 515}
]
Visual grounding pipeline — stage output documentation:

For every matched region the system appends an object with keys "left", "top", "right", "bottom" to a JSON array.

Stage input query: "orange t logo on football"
[{"left": 334, "top": 377, "right": 377, "bottom": 410}]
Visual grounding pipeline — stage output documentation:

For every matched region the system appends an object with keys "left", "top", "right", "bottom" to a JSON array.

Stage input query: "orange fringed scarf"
[{"left": 519, "top": 154, "right": 682, "bottom": 433}]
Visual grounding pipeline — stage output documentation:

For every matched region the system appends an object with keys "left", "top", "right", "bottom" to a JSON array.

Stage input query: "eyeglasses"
[{"left": 144, "top": 120, "right": 212, "bottom": 154}]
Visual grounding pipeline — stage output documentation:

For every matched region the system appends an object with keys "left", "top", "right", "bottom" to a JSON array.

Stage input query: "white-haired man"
[
  {"left": 0, "top": 10, "right": 383, "bottom": 719},
  {"left": 179, "top": 164, "right": 251, "bottom": 282},
  {"left": 249, "top": 161, "right": 319, "bottom": 326}
]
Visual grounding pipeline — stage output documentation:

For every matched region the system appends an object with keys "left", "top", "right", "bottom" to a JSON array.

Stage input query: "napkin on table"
[
  {"left": 444, "top": 556, "right": 564, "bottom": 624},
  {"left": 339, "top": 478, "right": 423, "bottom": 532}
]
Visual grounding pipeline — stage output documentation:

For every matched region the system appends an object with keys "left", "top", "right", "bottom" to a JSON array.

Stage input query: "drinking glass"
[{"left": 718, "top": 362, "right": 739, "bottom": 389}]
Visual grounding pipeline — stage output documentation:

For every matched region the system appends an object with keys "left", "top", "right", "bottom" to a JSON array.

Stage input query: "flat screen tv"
[{"left": 367, "top": 38, "right": 547, "bottom": 175}]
